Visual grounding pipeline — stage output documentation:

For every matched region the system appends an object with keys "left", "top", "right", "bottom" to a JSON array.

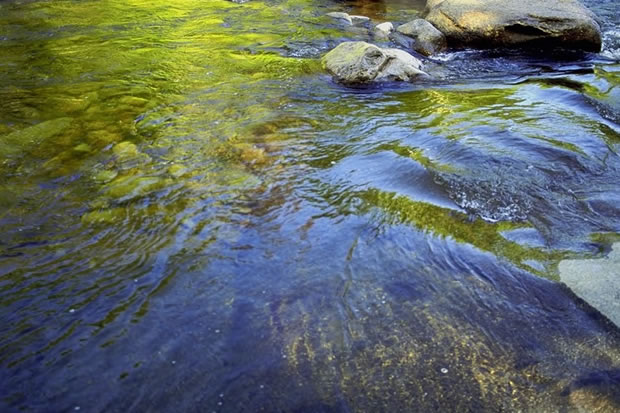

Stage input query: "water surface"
[{"left": 1, "top": 0, "right": 620, "bottom": 411}]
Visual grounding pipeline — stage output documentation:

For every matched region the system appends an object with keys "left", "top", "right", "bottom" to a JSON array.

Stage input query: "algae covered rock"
[
  {"left": 397, "top": 19, "right": 447, "bottom": 56},
  {"left": 321, "top": 41, "right": 427, "bottom": 84},
  {"left": 104, "top": 175, "right": 165, "bottom": 202},
  {"left": 111, "top": 141, "right": 151, "bottom": 169},
  {"left": 1, "top": 117, "right": 73, "bottom": 156},
  {"left": 424, "top": 0, "right": 602, "bottom": 52}
]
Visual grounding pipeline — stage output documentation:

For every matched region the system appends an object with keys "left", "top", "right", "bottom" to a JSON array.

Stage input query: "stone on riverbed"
[
  {"left": 558, "top": 243, "right": 620, "bottom": 327},
  {"left": 326, "top": 12, "right": 352, "bottom": 25},
  {"left": 424, "top": 0, "right": 602, "bottom": 52},
  {"left": 322, "top": 41, "right": 427, "bottom": 84},
  {"left": 326, "top": 12, "right": 370, "bottom": 27},
  {"left": 1, "top": 117, "right": 73, "bottom": 156},
  {"left": 397, "top": 19, "right": 447, "bottom": 56},
  {"left": 374, "top": 22, "right": 394, "bottom": 39}
]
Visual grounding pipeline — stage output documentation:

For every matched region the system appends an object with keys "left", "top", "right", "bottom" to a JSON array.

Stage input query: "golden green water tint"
[{"left": 1, "top": 0, "right": 620, "bottom": 411}]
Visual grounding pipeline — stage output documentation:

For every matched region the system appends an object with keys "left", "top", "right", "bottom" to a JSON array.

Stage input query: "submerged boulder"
[
  {"left": 397, "top": 19, "right": 447, "bottom": 56},
  {"left": 322, "top": 41, "right": 427, "bottom": 84},
  {"left": 424, "top": 0, "right": 602, "bottom": 52}
]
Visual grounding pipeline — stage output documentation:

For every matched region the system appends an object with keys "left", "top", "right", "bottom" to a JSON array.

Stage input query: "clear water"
[{"left": 1, "top": 0, "right": 619, "bottom": 411}]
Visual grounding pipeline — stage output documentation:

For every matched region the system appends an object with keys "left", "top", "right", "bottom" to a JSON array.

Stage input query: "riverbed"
[{"left": 1, "top": 0, "right": 619, "bottom": 411}]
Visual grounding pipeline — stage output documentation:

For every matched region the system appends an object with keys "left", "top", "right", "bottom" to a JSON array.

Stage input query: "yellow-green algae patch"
[{"left": 357, "top": 188, "right": 562, "bottom": 278}]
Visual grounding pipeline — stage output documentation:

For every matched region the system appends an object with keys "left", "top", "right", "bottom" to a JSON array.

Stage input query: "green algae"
[{"left": 356, "top": 188, "right": 562, "bottom": 278}]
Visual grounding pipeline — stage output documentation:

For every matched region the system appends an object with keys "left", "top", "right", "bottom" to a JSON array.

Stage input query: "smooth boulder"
[
  {"left": 424, "top": 0, "right": 602, "bottom": 52},
  {"left": 322, "top": 42, "right": 427, "bottom": 84},
  {"left": 397, "top": 19, "right": 447, "bottom": 56}
]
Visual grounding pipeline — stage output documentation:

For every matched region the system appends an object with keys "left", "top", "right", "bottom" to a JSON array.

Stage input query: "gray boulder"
[
  {"left": 397, "top": 19, "right": 447, "bottom": 56},
  {"left": 559, "top": 243, "right": 620, "bottom": 327},
  {"left": 375, "top": 22, "right": 394, "bottom": 39},
  {"left": 321, "top": 42, "right": 427, "bottom": 84},
  {"left": 424, "top": 0, "right": 602, "bottom": 52}
]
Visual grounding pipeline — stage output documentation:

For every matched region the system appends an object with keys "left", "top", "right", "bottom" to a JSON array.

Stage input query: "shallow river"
[{"left": 1, "top": 0, "right": 620, "bottom": 411}]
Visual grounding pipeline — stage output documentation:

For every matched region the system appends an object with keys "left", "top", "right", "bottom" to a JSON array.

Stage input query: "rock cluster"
[{"left": 321, "top": 0, "right": 603, "bottom": 85}]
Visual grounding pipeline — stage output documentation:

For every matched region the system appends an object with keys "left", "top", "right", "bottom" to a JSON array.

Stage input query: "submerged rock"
[
  {"left": 397, "top": 19, "right": 447, "bottom": 56},
  {"left": 559, "top": 243, "right": 620, "bottom": 327},
  {"left": 322, "top": 41, "right": 427, "bottom": 84},
  {"left": 104, "top": 175, "right": 165, "bottom": 202},
  {"left": 424, "top": 0, "right": 602, "bottom": 52},
  {"left": 1, "top": 117, "right": 73, "bottom": 156}
]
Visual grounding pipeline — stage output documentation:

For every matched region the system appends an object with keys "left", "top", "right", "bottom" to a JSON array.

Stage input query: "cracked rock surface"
[{"left": 321, "top": 41, "right": 427, "bottom": 84}]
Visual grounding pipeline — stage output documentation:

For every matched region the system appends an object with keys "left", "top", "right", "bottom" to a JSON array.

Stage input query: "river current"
[{"left": 1, "top": 0, "right": 619, "bottom": 411}]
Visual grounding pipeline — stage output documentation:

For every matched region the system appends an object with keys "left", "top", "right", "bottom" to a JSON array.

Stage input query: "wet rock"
[
  {"left": 559, "top": 243, "right": 620, "bottom": 327},
  {"left": 104, "top": 175, "right": 165, "bottom": 202},
  {"left": 112, "top": 141, "right": 139, "bottom": 157},
  {"left": 321, "top": 41, "right": 427, "bottom": 84},
  {"left": 397, "top": 19, "right": 447, "bottom": 56},
  {"left": 326, "top": 12, "right": 370, "bottom": 27},
  {"left": 350, "top": 15, "right": 370, "bottom": 26},
  {"left": 326, "top": 12, "right": 353, "bottom": 26},
  {"left": 92, "top": 169, "right": 118, "bottom": 184},
  {"left": 112, "top": 141, "right": 151, "bottom": 169},
  {"left": 374, "top": 22, "right": 394, "bottom": 39},
  {"left": 424, "top": 0, "right": 602, "bottom": 52},
  {"left": 167, "top": 164, "right": 188, "bottom": 178},
  {"left": 390, "top": 31, "right": 415, "bottom": 49},
  {"left": 376, "top": 48, "right": 428, "bottom": 81}
]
